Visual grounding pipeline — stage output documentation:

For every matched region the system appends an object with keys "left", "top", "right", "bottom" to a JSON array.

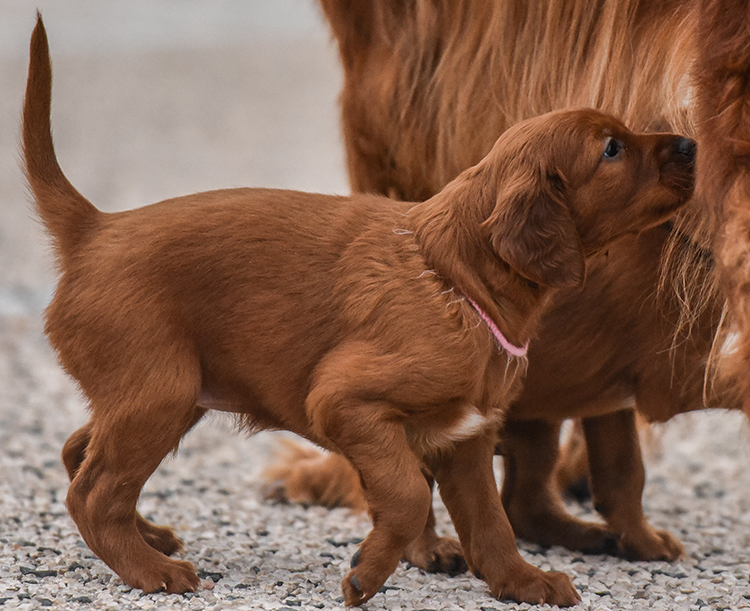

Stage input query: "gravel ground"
[
  {"left": 3, "top": 3, "right": 750, "bottom": 611},
  {"left": 4, "top": 315, "right": 750, "bottom": 611}
]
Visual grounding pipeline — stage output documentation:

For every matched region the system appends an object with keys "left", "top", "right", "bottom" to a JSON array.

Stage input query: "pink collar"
[{"left": 465, "top": 296, "right": 529, "bottom": 358}]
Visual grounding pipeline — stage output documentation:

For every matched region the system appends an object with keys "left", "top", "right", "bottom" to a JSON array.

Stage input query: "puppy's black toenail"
[
  {"left": 350, "top": 549, "right": 361, "bottom": 569},
  {"left": 350, "top": 573, "right": 361, "bottom": 592},
  {"left": 473, "top": 569, "right": 484, "bottom": 580},
  {"left": 566, "top": 477, "right": 591, "bottom": 502},
  {"left": 448, "top": 555, "right": 467, "bottom": 576},
  {"left": 602, "top": 533, "right": 621, "bottom": 556}
]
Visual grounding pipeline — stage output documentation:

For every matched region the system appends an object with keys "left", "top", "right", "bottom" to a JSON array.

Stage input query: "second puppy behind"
[{"left": 24, "top": 16, "right": 695, "bottom": 608}]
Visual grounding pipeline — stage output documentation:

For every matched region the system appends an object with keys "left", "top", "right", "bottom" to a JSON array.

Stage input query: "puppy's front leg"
[
  {"left": 427, "top": 432, "right": 580, "bottom": 607},
  {"left": 309, "top": 399, "right": 431, "bottom": 605}
]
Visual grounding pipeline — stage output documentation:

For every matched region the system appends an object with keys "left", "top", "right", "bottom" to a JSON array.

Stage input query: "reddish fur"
[
  {"left": 320, "top": 0, "right": 698, "bottom": 200},
  {"left": 264, "top": 0, "right": 743, "bottom": 571},
  {"left": 695, "top": 0, "right": 750, "bottom": 416},
  {"left": 24, "top": 16, "right": 694, "bottom": 607}
]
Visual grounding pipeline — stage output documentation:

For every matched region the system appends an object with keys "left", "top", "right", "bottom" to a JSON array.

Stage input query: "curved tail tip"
[{"left": 31, "top": 9, "right": 47, "bottom": 47}]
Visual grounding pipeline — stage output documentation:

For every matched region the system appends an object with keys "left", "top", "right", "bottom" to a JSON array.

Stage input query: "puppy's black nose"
[{"left": 674, "top": 137, "right": 696, "bottom": 159}]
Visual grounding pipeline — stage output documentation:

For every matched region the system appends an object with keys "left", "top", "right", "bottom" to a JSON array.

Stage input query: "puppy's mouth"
[
  {"left": 659, "top": 163, "right": 695, "bottom": 196},
  {"left": 649, "top": 196, "right": 692, "bottom": 224},
  {"left": 634, "top": 183, "right": 694, "bottom": 231}
]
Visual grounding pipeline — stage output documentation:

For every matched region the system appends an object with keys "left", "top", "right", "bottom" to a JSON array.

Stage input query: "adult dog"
[
  {"left": 265, "top": 0, "right": 741, "bottom": 572},
  {"left": 23, "top": 15, "right": 695, "bottom": 606},
  {"left": 695, "top": 0, "right": 750, "bottom": 426}
]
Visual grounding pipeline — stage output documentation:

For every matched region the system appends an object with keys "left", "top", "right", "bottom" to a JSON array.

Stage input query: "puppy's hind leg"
[
  {"left": 402, "top": 471, "right": 466, "bottom": 575},
  {"left": 62, "top": 423, "right": 91, "bottom": 480},
  {"left": 62, "top": 409, "right": 206, "bottom": 558},
  {"left": 131, "top": 406, "right": 207, "bottom": 557},
  {"left": 64, "top": 422, "right": 183, "bottom": 556},
  {"left": 66, "top": 361, "right": 203, "bottom": 594}
]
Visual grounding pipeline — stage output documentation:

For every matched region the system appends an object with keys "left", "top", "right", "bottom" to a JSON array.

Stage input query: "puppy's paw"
[
  {"left": 490, "top": 566, "right": 580, "bottom": 607},
  {"left": 342, "top": 545, "right": 402, "bottom": 607},
  {"left": 136, "top": 516, "right": 183, "bottom": 556},
  {"left": 342, "top": 569, "right": 375, "bottom": 606},
  {"left": 403, "top": 533, "right": 467, "bottom": 575},
  {"left": 125, "top": 557, "right": 200, "bottom": 595},
  {"left": 620, "top": 526, "right": 683, "bottom": 561}
]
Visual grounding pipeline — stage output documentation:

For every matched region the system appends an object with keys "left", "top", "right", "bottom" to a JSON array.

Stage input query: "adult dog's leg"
[
  {"left": 583, "top": 409, "right": 682, "bottom": 560},
  {"left": 500, "top": 419, "right": 618, "bottom": 554},
  {"left": 429, "top": 432, "right": 580, "bottom": 607}
]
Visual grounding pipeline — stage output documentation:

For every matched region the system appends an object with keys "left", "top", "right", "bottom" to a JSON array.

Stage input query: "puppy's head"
[{"left": 480, "top": 108, "right": 695, "bottom": 288}]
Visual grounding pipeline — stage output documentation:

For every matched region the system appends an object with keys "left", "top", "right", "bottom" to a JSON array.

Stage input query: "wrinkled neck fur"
[{"left": 406, "top": 170, "right": 550, "bottom": 348}]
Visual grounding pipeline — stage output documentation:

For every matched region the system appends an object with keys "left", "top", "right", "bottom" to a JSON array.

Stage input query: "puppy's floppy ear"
[{"left": 482, "top": 169, "right": 585, "bottom": 288}]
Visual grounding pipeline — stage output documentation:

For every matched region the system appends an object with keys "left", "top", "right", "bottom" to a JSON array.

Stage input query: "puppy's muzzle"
[
  {"left": 673, "top": 137, "right": 697, "bottom": 161},
  {"left": 659, "top": 136, "right": 696, "bottom": 165}
]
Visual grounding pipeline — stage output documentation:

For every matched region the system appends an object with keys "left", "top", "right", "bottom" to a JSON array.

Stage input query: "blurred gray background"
[{"left": 0, "top": 0, "right": 347, "bottom": 311}]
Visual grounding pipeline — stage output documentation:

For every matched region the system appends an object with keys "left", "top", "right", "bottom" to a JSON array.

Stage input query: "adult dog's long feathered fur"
[
  {"left": 695, "top": 0, "right": 750, "bottom": 416},
  {"left": 323, "top": 0, "right": 697, "bottom": 200}
]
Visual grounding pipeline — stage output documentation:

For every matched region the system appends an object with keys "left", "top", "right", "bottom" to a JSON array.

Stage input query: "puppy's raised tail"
[{"left": 23, "top": 13, "right": 99, "bottom": 265}]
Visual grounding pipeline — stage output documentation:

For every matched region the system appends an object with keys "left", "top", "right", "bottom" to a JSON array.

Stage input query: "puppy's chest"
[
  {"left": 406, "top": 360, "right": 524, "bottom": 455},
  {"left": 405, "top": 353, "right": 526, "bottom": 455},
  {"left": 405, "top": 405, "right": 493, "bottom": 455}
]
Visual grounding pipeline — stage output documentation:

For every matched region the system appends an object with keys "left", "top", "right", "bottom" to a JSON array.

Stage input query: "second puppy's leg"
[
  {"left": 500, "top": 419, "right": 618, "bottom": 554},
  {"left": 583, "top": 409, "right": 683, "bottom": 560}
]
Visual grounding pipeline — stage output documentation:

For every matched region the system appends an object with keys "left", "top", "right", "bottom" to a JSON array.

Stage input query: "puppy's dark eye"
[{"left": 603, "top": 138, "right": 623, "bottom": 159}]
